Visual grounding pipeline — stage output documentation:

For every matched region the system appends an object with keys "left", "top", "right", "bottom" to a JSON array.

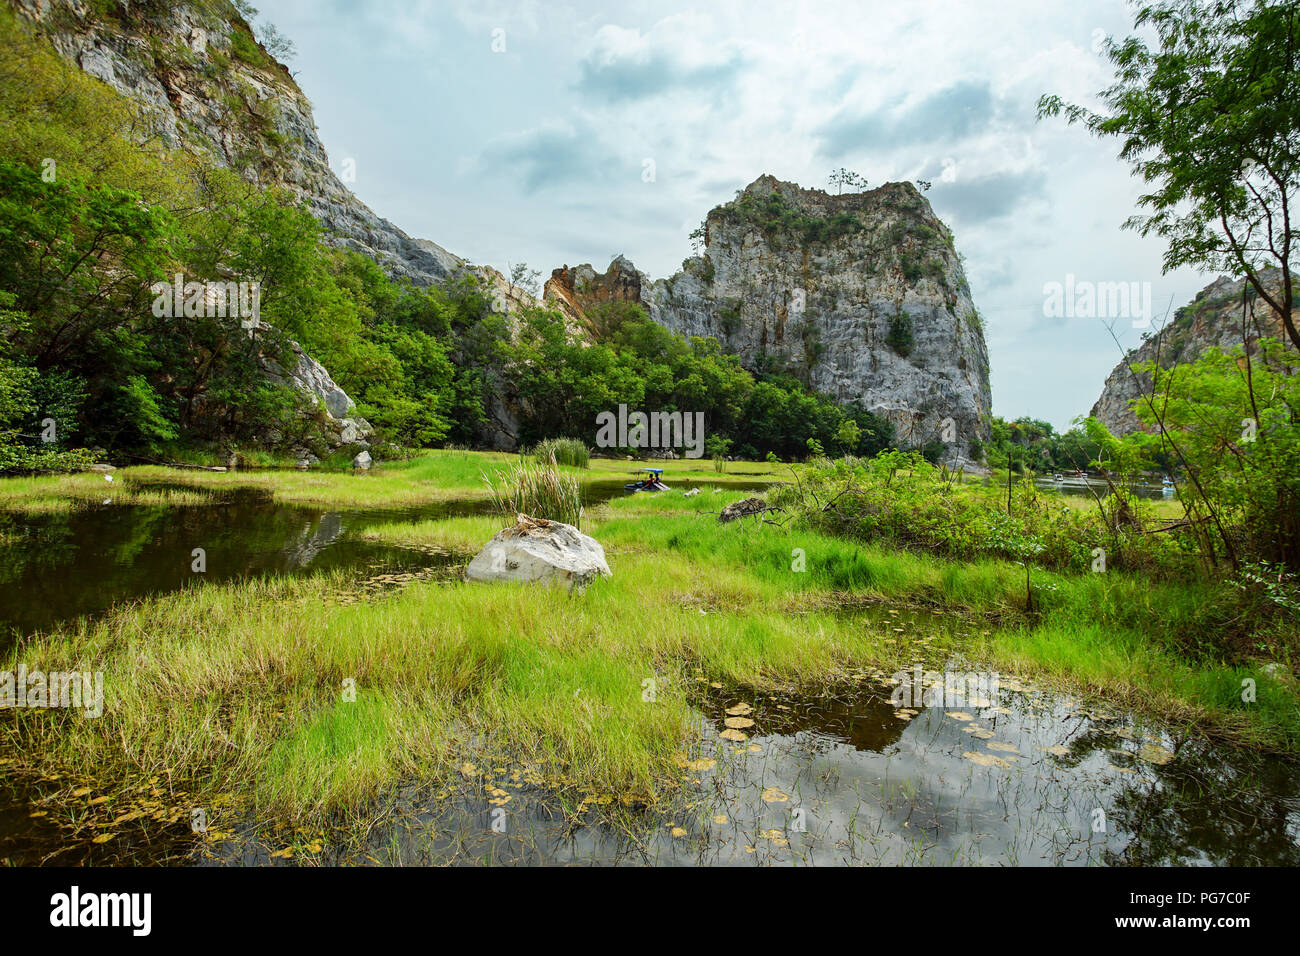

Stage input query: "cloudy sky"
[{"left": 257, "top": 0, "right": 1215, "bottom": 430}]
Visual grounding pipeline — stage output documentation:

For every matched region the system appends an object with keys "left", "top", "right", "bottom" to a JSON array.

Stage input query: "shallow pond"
[
  {"left": 297, "top": 674, "right": 1298, "bottom": 867},
  {"left": 0, "top": 477, "right": 771, "bottom": 642},
  {"left": 0, "top": 479, "right": 1294, "bottom": 867},
  {"left": 14, "top": 666, "right": 1287, "bottom": 867}
]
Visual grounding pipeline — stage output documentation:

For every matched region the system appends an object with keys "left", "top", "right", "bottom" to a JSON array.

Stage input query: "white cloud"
[{"left": 259, "top": 0, "right": 1212, "bottom": 430}]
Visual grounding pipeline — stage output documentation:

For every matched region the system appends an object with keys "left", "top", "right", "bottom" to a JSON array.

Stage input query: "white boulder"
[{"left": 466, "top": 515, "right": 611, "bottom": 589}]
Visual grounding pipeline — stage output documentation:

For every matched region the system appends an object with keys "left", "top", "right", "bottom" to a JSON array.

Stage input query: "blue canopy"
[{"left": 636, "top": 468, "right": 664, "bottom": 474}]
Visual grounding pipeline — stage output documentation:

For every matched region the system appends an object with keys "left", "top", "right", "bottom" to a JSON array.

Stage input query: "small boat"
[
  {"left": 1161, "top": 476, "right": 1175, "bottom": 495},
  {"left": 624, "top": 467, "right": 668, "bottom": 492}
]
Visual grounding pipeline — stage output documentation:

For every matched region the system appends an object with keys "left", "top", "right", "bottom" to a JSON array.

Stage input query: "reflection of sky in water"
[
  {"left": 190, "top": 679, "right": 1298, "bottom": 868},
  {"left": 6, "top": 653, "right": 1296, "bottom": 867},
  {"left": 1, "top": 482, "right": 1292, "bottom": 866}
]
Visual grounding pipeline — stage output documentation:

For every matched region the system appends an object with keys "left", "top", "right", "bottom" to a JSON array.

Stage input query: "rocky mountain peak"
[
  {"left": 1091, "top": 270, "right": 1295, "bottom": 435},
  {"left": 544, "top": 174, "right": 992, "bottom": 455},
  {"left": 11, "top": 0, "right": 464, "bottom": 285}
]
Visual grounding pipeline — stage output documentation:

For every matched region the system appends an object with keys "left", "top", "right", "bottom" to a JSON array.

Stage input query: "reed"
[
  {"left": 483, "top": 457, "right": 583, "bottom": 527},
  {"left": 531, "top": 438, "right": 591, "bottom": 469}
]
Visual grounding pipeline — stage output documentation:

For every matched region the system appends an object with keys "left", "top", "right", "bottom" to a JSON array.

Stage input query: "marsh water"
[
  {"left": 0, "top": 477, "right": 764, "bottom": 642},
  {"left": 2, "top": 478, "right": 1296, "bottom": 866},
  {"left": 6, "top": 661, "right": 1296, "bottom": 866}
]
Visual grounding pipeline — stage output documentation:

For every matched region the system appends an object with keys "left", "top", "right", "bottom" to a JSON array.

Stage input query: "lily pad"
[
  {"left": 1137, "top": 743, "right": 1175, "bottom": 765},
  {"left": 963, "top": 751, "right": 1011, "bottom": 768}
]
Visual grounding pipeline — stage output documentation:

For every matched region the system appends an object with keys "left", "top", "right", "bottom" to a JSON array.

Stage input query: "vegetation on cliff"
[{"left": 0, "top": 8, "right": 894, "bottom": 472}]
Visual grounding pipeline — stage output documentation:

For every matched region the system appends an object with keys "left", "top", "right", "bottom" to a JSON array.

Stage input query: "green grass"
[
  {"left": 531, "top": 437, "right": 591, "bottom": 469},
  {"left": 0, "top": 449, "right": 780, "bottom": 515},
  {"left": 0, "top": 450, "right": 522, "bottom": 512},
  {"left": 483, "top": 457, "right": 583, "bottom": 527},
  {"left": 1, "top": 456, "right": 1295, "bottom": 831}
]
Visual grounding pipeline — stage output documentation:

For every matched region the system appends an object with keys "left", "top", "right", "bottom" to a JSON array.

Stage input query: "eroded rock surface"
[
  {"left": 466, "top": 515, "right": 612, "bottom": 588},
  {"left": 546, "top": 176, "right": 992, "bottom": 456},
  {"left": 1092, "top": 272, "right": 1295, "bottom": 435}
]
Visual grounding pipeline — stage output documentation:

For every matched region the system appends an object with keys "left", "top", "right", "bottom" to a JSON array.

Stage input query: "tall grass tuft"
[
  {"left": 484, "top": 457, "right": 583, "bottom": 527},
  {"left": 532, "top": 438, "right": 591, "bottom": 469}
]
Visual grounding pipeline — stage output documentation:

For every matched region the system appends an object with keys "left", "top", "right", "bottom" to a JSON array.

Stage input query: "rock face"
[
  {"left": 12, "top": 0, "right": 463, "bottom": 285},
  {"left": 1092, "top": 272, "right": 1294, "bottom": 436},
  {"left": 546, "top": 176, "right": 992, "bottom": 454},
  {"left": 258, "top": 338, "right": 373, "bottom": 449},
  {"left": 545, "top": 256, "right": 644, "bottom": 335},
  {"left": 466, "top": 515, "right": 612, "bottom": 589}
]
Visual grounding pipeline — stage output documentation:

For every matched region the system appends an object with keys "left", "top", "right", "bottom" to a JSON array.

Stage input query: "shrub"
[
  {"left": 886, "top": 311, "right": 915, "bottom": 357},
  {"left": 483, "top": 459, "right": 583, "bottom": 527},
  {"left": 531, "top": 437, "right": 590, "bottom": 469}
]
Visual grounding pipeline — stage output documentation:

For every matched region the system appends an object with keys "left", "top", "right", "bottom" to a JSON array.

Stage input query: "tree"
[
  {"left": 827, "top": 168, "right": 869, "bottom": 195},
  {"left": 1038, "top": 0, "right": 1300, "bottom": 350},
  {"left": 835, "top": 417, "right": 862, "bottom": 454},
  {"left": 256, "top": 22, "right": 297, "bottom": 62},
  {"left": 508, "top": 262, "right": 542, "bottom": 298}
]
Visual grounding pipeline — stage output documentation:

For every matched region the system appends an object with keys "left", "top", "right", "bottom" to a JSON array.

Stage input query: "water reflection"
[{"left": 190, "top": 678, "right": 1300, "bottom": 867}]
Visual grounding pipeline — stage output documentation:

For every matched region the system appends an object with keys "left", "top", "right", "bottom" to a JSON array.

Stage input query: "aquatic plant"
[{"left": 484, "top": 456, "right": 583, "bottom": 527}]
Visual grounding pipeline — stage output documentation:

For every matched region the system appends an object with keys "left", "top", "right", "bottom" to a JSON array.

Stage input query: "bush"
[
  {"left": 886, "top": 311, "right": 915, "bottom": 357},
  {"left": 483, "top": 459, "right": 583, "bottom": 527},
  {"left": 768, "top": 452, "right": 1185, "bottom": 576},
  {"left": 531, "top": 437, "right": 590, "bottom": 469}
]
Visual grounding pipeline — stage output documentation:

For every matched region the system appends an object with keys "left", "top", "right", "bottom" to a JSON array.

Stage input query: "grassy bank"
[
  {"left": 1, "top": 462, "right": 1295, "bottom": 835},
  {"left": 0, "top": 450, "right": 776, "bottom": 514}
]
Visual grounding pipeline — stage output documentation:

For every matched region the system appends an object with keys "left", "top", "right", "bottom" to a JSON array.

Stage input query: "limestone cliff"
[
  {"left": 1091, "top": 272, "right": 1294, "bottom": 435},
  {"left": 546, "top": 176, "right": 993, "bottom": 454},
  {"left": 10, "top": 0, "right": 463, "bottom": 285}
]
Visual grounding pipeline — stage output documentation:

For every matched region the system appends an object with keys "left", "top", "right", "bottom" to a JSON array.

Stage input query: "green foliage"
[
  {"left": 770, "top": 454, "right": 1182, "bottom": 577},
  {"left": 1129, "top": 338, "right": 1300, "bottom": 571},
  {"left": 512, "top": 302, "right": 891, "bottom": 461},
  {"left": 724, "top": 189, "right": 862, "bottom": 246},
  {"left": 983, "top": 415, "right": 1101, "bottom": 473},
  {"left": 228, "top": 25, "right": 270, "bottom": 68},
  {"left": 1038, "top": 0, "right": 1300, "bottom": 351},
  {"left": 532, "top": 437, "right": 590, "bottom": 469},
  {"left": 886, "top": 311, "right": 915, "bottom": 357},
  {"left": 0, "top": 4, "right": 896, "bottom": 475},
  {"left": 0, "top": 292, "right": 100, "bottom": 472},
  {"left": 835, "top": 418, "right": 861, "bottom": 454},
  {"left": 482, "top": 459, "right": 583, "bottom": 527}
]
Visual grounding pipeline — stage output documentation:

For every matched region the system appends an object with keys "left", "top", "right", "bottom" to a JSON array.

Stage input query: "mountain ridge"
[{"left": 545, "top": 174, "right": 993, "bottom": 454}]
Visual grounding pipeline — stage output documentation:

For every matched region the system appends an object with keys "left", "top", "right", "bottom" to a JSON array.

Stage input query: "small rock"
[
  {"left": 352, "top": 450, "right": 372, "bottom": 470},
  {"left": 719, "top": 497, "right": 766, "bottom": 522}
]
